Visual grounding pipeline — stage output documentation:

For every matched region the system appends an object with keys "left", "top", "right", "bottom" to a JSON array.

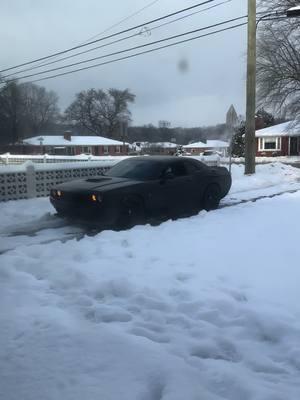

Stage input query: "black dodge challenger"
[{"left": 50, "top": 156, "right": 231, "bottom": 229}]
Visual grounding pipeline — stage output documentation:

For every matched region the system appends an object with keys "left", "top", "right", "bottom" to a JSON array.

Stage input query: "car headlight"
[
  {"left": 51, "top": 189, "right": 62, "bottom": 198},
  {"left": 91, "top": 193, "right": 103, "bottom": 203}
]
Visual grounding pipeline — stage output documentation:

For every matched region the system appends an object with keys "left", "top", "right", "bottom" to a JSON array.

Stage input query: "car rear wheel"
[
  {"left": 116, "top": 199, "right": 145, "bottom": 230},
  {"left": 202, "top": 184, "right": 221, "bottom": 211}
]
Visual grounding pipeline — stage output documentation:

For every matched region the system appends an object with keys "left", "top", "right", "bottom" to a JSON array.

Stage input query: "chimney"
[{"left": 64, "top": 130, "right": 72, "bottom": 141}]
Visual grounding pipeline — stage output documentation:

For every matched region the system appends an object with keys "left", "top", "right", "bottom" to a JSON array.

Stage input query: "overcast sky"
[{"left": 1, "top": 0, "right": 248, "bottom": 127}]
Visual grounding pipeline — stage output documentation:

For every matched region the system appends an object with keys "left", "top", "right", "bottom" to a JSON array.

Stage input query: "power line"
[
  {"left": 0, "top": 0, "right": 216, "bottom": 74},
  {"left": 31, "top": 0, "right": 161, "bottom": 70},
  {"left": 2, "top": 0, "right": 233, "bottom": 79},
  {"left": 4, "top": 15, "right": 247, "bottom": 82},
  {"left": 81, "top": 0, "right": 161, "bottom": 44},
  {"left": 25, "top": 22, "right": 247, "bottom": 85}
]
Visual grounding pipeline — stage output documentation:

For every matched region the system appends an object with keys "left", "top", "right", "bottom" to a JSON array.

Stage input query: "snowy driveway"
[{"left": 1, "top": 163, "right": 300, "bottom": 400}]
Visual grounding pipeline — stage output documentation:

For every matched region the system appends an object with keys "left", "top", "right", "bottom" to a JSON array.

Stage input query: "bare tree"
[
  {"left": 20, "top": 83, "right": 59, "bottom": 134},
  {"left": 260, "top": 0, "right": 299, "bottom": 13},
  {"left": 0, "top": 80, "right": 23, "bottom": 144},
  {"left": 0, "top": 80, "right": 60, "bottom": 144},
  {"left": 65, "top": 88, "right": 135, "bottom": 139},
  {"left": 257, "top": 1, "right": 300, "bottom": 120}
]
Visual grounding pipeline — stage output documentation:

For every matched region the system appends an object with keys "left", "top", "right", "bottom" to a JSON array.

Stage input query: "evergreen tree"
[{"left": 231, "top": 122, "right": 245, "bottom": 157}]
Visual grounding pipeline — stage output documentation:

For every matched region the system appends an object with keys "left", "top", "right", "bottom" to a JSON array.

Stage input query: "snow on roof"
[
  {"left": 23, "top": 135, "right": 125, "bottom": 146},
  {"left": 183, "top": 140, "right": 229, "bottom": 149},
  {"left": 206, "top": 140, "right": 229, "bottom": 148},
  {"left": 149, "top": 142, "right": 177, "bottom": 148},
  {"left": 133, "top": 142, "right": 177, "bottom": 148},
  {"left": 256, "top": 121, "right": 300, "bottom": 137},
  {"left": 288, "top": 5, "right": 300, "bottom": 11},
  {"left": 183, "top": 141, "right": 206, "bottom": 149}
]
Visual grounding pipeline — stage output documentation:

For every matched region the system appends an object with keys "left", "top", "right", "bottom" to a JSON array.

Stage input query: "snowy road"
[{"left": 1, "top": 163, "right": 300, "bottom": 400}]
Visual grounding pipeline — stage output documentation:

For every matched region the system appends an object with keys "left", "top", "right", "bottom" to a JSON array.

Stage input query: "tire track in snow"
[{"left": 1, "top": 187, "right": 300, "bottom": 255}]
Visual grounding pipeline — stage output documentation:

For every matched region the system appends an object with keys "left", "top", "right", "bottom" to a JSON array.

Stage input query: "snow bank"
[
  {"left": 231, "top": 162, "right": 300, "bottom": 193},
  {"left": 1, "top": 164, "right": 300, "bottom": 399},
  {"left": 0, "top": 198, "right": 52, "bottom": 233}
]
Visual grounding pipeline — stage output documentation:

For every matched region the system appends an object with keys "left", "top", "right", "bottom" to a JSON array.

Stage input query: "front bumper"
[{"left": 50, "top": 196, "right": 116, "bottom": 227}]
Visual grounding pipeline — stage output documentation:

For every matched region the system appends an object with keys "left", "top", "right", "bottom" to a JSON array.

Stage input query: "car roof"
[{"left": 129, "top": 156, "right": 195, "bottom": 163}]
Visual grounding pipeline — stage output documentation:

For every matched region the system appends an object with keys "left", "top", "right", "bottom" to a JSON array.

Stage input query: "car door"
[{"left": 160, "top": 160, "right": 196, "bottom": 217}]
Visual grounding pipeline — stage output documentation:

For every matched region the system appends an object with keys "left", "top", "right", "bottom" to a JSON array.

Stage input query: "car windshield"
[{"left": 105, "top": 159, "right": 163, "bottom": 180}]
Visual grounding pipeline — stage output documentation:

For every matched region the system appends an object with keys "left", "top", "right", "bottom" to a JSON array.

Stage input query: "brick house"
[
  {"left": 183, "top": 140, "right": 229, "bottom": 156},
  {"left": 22, "top": 132, "right": 129, "bottom": 156},
  {"left": 256, "top": 121, "right": 300, "bottom": 157}
]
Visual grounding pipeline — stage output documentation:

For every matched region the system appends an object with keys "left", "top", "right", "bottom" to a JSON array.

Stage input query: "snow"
[
  {"left": 256, "top": 121, "right": 300, "bottom": 137},
  {"left": 23, "top": 135, "right": 126, "bottom": 146},
  {"left": 1, "top": 163, "right": 300, "bottom": 400}
]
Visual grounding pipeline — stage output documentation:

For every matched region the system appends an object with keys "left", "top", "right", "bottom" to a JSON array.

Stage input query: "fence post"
[{"left": 26, "top": 161, "right": 37, "bottom": 198}]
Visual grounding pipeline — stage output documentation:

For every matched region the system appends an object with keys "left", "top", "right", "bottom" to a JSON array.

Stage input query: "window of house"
[
  {"left": 104, "top": 146, "right": 109, "bottom": 154},
  {"left": 116, "top": 146, "right": 121, "bottom": 153},
  {"left": 259, "top": 137, "right": 281, "bottom": 151},
  {"left": 67, "top": 147, "right": 75, "bottom": 155},
  {"left": 83, "top": 146, "right": 92, "bottom": 154}
]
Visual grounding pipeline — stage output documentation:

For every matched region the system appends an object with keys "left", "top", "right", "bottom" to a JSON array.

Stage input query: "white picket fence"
[
  {"left": 0, "top": 160, "right": 118, "bottom": 202},
  {"left": 0, "top": 153, "right": 126, "bottom": 165}
]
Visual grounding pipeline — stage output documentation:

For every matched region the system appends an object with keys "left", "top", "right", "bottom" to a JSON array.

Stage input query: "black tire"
[
  {"left": 202, "top": 184, "right": 221, "bottom": 211},
  {"left": 116, "top": 199, "right": 145, "bottom": 230}
]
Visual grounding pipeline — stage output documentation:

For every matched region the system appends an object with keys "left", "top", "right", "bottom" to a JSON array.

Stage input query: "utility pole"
[{"left": 245, "top": 0, "right": 256, "bottom": 175}]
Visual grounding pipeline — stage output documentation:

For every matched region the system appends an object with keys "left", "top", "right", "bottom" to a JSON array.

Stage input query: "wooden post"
[{"left": 245, "top": 0, "right": 256, "bottom": 175}]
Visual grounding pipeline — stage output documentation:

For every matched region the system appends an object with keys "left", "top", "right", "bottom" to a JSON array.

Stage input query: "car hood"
[{"left": 54, "top": 176, "right": 141, "bottom": 192}]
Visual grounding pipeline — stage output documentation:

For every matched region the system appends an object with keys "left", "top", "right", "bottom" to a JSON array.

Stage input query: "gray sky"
[{"left": 1, "top": 0, "right": 248, "bottom": 127}]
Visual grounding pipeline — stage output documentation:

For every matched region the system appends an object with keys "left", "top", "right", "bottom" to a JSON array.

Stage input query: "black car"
[{"left": 50, "top": 156, "right": 231, "bottom": 229}]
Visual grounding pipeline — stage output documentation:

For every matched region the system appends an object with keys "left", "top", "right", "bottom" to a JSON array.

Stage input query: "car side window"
[
  {"left": 184, "top": 160, "right": 202, "bottom": 174},
  {"left": 165, "top": 162, "right": 187, "bottom": 177}
]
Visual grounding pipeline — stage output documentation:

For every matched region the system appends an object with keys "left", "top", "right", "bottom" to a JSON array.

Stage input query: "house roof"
[
  {"left": 149, "top": 142, "right": 177, "bottom": 148},
  {"left": 23, "top": 135, "right": 125, "bottom": 147},
  {"left": 183, "top": 140, "right": 229, "bottom": 149},
  {"left": 206, "top": 140, "right": 229, "bottom": 148},
  {"left": 183, "top": 141, "right": 206, "bottom": 149},
  {"left": 256, "top": 121, "right": 300, "bottom": 137},
  {"left": 132, "top": 142, "right": 177, "bottom": 149}
]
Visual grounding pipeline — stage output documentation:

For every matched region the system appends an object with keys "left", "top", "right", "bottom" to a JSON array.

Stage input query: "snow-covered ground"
[{"left": 1, "top": 163, "right": 300, "bottom": 400}]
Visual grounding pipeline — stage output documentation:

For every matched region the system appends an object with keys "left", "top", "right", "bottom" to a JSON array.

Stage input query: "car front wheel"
[{"left": 116, "top": 199, "right": 145, "bottom": 230}]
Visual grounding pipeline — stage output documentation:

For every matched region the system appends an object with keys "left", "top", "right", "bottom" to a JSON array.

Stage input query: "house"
[
  {"left": 183, "top": 140, "right": 229, "bottom": 156},
  {"left": 131, "top": 141, "right": 177, "bottom": 155},
  {"left": 22, "top": 132, "right": 129, "bottom": 156},
  {"left": 256, "top": 121, "right": 300, "bottom": 157}
]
